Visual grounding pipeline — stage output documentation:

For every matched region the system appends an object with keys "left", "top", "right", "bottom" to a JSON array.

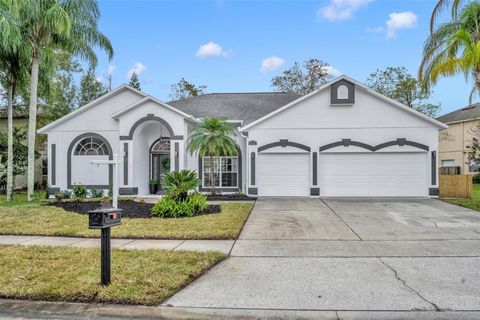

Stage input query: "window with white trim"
[
  {"left": 74, "top": 137, "right": 109, "bottom": 156},
  {"left": 202, "top": 156, "right": 238, "bottom": 188}
]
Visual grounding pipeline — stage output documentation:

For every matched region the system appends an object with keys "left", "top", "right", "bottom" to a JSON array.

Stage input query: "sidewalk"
[{"left": 0, "top": 235, "right": 234, "bottom": 254}]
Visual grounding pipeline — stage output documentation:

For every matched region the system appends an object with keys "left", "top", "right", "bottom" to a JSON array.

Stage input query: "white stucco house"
[{"left": 38, "top": 76, "right": 447, "bottom": 198}]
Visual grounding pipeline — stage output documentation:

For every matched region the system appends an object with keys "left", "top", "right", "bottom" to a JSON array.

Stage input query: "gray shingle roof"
[
  {"left": 437, "top": 103, "right": 480, "bottom": 124},
  {"left": 168, "top": 92, "right": 301, "bottom": 125}
]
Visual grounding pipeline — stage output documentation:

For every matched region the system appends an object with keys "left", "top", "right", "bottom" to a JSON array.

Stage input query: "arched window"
[
  {"left": 337, "top": 85, "right": 349, "bottom": 100},
  {"left": 151, "top": 139, "right": 170, "bottom": 153},
  {"left": 74, "top": 137, "right": 109, "bottom": 156}
]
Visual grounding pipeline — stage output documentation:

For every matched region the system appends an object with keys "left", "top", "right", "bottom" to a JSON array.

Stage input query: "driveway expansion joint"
[
  {"left": 379, "top": 258, "right": 441, "bottom": 311},
  {"left": 320, "top": 199, "right": 363, "bottom": 240}
]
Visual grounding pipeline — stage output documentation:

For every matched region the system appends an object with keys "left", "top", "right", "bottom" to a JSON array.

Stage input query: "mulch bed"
[
  {"left": 47, "top": 200, "right": 221, "bottom": 219},
  {"left": 206, "top": 194, "right": 256, "bottom": 201}
]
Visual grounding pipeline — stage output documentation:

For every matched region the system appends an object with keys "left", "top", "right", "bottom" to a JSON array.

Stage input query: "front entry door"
[{"left": 151, "top": 154, "right": 170, "bottom": 193}]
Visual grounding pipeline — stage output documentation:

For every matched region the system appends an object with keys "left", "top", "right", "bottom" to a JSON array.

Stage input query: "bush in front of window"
[
  {"left": 89, "top": 188, "right": 104, "bottom": 198},
  {"left": 73, "top": 184, "right": 88, "bottom": 198},
  {"left": 151, "top": 193, "right": 208, "bottom": 218},
  {"left": 61, "top": 190, "right": 72, "bottom": 199},
  {"left": 473, "top": 174, "right": 480, "bottom": 184}
]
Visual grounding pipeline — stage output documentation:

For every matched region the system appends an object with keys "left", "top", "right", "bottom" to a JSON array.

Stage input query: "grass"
[
  {"left": 0, "top": 244, "right": 225, "bottom": 305},
  {"left": 0, "top": 192, "right": 253, "bottom": 239},
  {"left": 443, "top": 184, "right": 480, "bottom": 211}
]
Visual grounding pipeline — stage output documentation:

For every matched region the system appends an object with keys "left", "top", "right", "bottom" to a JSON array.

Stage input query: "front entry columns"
[{"left": 170, "top": 138, "right": 184, "bottom": 172}]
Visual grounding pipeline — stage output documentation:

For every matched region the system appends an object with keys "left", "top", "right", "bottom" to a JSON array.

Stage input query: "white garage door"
[
  {"left": 319, "top": 152, "right": 427, "bottom": 197},
  {"left": 257, "top": 153, "right": 310, "bottom": 196}
]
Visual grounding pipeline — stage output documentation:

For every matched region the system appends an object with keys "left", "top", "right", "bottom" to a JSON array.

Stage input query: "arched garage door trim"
[
  {"left": 319, "top": 138, "right": 429, "bottom": 152},
  {"left": 258, "top": 139, "right": 311, "bottom": 152}
]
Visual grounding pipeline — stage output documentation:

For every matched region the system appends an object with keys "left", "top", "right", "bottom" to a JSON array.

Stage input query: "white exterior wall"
[{"left": 246, "top": 87, "right": 440, "bottom": 197}]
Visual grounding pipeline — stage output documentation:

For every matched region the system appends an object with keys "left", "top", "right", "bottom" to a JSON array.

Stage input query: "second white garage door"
[
  {"left": 257, "top": 153, "right": 310, "bottom": 196},
  {"left": 318, "top": 152, "right": 428, "bottom": 197}
]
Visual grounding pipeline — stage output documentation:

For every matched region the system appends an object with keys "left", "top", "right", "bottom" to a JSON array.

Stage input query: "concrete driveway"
[{"left": 165, "top": 198, "right": 480, "bottom": 319}]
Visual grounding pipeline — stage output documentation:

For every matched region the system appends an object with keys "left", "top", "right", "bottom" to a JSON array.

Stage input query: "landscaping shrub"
[
  {"left": 73, "top": 185, "right": 88, "bottom": 198},
  {"left": 151, "top": 193, "right": 208, "bottom": 218},
  {"left": 54, "top": 192, "right": 63, "bottom": 202},
  {"left": 61, "top": 190, "right": 72, "bottom": 199},
  {"left": 473, "top": 174, "right": 480, "bottom": 184},
  {"left": 162, "top": 169, "right": 199, "bottom": 201},
  {"left": 89, "top": 188, "right": 104, "bottom": 198}
]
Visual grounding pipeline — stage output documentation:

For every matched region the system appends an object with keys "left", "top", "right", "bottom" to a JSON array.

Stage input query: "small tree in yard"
[{"left": 187, "top": 118, "right": 237, "bottom": 194}]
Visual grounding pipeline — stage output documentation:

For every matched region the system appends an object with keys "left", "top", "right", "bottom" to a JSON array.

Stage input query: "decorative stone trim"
[
  {"left": 248, "top": 187, "right": 258, "bottom": 195},
  {"left": 310, "top": 188, "right": 320, "bottom": 196},
  {"left": 429, "top": 188, "right": 439, "bottom": 196}
]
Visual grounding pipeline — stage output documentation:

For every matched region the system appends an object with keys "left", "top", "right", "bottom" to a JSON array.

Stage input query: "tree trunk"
[
  {"left": 27, "top": 54, "right": 40, "bottom": 201},
  {"left": 6, "top": 79, "right": 14, "bottom": 201},
  {"left": 209, "top": 156, "right": 215, "bottom": 195}
]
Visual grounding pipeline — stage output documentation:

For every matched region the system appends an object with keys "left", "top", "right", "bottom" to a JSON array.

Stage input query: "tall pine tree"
[{"left": 129, "top": 72, "right": 141, "bottom": 91}]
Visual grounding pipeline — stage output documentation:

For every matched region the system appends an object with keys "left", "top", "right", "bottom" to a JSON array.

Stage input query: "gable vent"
[{"left": 331, "top": 79, "right": 355, "bottom": 105}]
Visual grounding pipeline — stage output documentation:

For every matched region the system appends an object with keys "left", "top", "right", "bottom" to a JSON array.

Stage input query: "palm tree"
[
  {"left": 419, "top": 2, "right": 480, "bottom": 104},
  {"left": 0, "top": 0, "right": 29, "bottom": 201},
  {"left": 430, "top": 0, "right": 464, "bottom": 33},
  {"left": 187, "top": 118, "right": 237, "bottom": 194},
  {"left": 0, "top": 0, "right": 114, "bottom": 200}
]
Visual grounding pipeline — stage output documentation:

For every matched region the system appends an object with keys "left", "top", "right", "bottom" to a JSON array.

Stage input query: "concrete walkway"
[{"left": 0, "top": 235, "right": 234, "bottom": 254}]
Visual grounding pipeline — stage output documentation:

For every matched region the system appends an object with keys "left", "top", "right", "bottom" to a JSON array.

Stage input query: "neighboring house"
[
  {"left": 437, "top": 104, "right": 480, "bottom": 175},
  {"left": 0, "top": 111, "right": 47, "bottom": 189},
  {"left": 38, "top": 76, "right": 446, "bottom": 197}
]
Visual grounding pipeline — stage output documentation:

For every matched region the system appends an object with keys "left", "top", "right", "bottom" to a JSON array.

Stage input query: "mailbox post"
[
  {"left": 89, "top": 154, "right": 122, "bottom": 286},
  {"left": 88, "top": 207, "right": 122, "bottom": 286}
]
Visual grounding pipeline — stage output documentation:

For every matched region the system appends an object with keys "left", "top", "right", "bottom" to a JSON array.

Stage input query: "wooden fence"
[{"left": 439, "top": 175, "right": 473, "bottom": 199}]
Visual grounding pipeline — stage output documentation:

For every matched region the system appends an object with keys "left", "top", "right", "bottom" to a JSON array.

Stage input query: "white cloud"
[
  {"left": 386, "top": 11, "right": 417, "bottom": 38},
  {"left": 127, "top": 62, "right": 146, "bottom": 78},
  {"left": 324, "top": 65, "right": 342, "bottom": 77},
  {"left": 96, "top": 76, "right": 104, "bottom": 83},
  {"left": 196, "top": 41, "right": 226, "bottom": 58},
  {"left": 107, "top": 64, "right": 116, "bottom": 75},
  {"left": 317, "top": 0, "right": 372, "bottom": 21},
  {"left": 365, "top": 26, "right": 384, "bottom": 33},
  {"left": 260, "top": 56, "right": 285, "bottom": 73}
]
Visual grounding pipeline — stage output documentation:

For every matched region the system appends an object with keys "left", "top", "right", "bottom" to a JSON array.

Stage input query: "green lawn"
[
  {"left": 0, "top": 193, "right": 253, "bottom": 239},
  {"left": 0, "top": 244, "right": 225, "bottom": 305},
  {"left": 444, "top": 184, "right": 480, "bottom": 211}
]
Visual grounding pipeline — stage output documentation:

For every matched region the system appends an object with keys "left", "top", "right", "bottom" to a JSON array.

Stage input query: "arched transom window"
[
  {"left": 74, "top": 137, "right": 109, "bottom": 156},
  {"left": 151, "top": 139, "right": 170, "bottom": 153}
]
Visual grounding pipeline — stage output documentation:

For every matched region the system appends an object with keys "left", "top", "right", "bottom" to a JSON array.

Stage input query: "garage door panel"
[
  {"left": 257, "top": 153, "right": 309, "bottom": 197},
  {"left": 319, "top": 153, "right": 427, "bottom": 197}
]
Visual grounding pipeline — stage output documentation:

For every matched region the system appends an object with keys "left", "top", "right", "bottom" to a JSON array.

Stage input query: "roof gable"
[
  {"left": 38, "top": 85, "right": 146, "bottom": 133},
  {"left": 240, "top": 76, "right": 447, "bottom": 131}
]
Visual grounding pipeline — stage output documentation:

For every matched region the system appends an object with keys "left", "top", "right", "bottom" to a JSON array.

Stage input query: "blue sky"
[{"left": 94, "top": 0, "right": 471, "bottom": 115}]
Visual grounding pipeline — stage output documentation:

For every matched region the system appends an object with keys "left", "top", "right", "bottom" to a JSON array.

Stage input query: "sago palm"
[
  {"left": 162, "top": 170, "right": 200, "bottom": 201},
  {"left": 0, "top": 0, "right": 114, "bottom": 200},
  {"left": 419, "top": 2, "right": 480, "bottom": 104},
  {"left": 187, "top": 118, "right": 237, "bottom": 194}
]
